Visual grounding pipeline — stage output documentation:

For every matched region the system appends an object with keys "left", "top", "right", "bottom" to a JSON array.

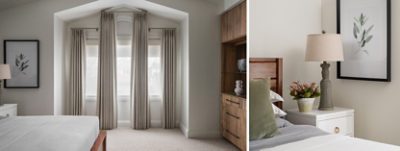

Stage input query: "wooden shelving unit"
[
  {"left": 221, "top": 40, "right": 247, "bottom": 98},
  {"left": 220, "top": 1, "right": 247, "bottom": 150}
]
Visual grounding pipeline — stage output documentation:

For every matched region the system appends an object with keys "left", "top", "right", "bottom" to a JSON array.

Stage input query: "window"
[
  {"left": 116, "top": 44, "right": 132, "bottom": 96},
  {"left": 85, "top": 45, "right": 99, "bottom": 97},
  {"left": 148, "top": 44, "right": 162, "bottom": 98}
]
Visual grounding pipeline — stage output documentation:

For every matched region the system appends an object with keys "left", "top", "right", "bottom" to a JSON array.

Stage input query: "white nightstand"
[
  {"left": 0, "top": 104, "right": 17, "bottom": 117},
  {"left": 286, "top": 107, "right": 354, "bottom": 136}
]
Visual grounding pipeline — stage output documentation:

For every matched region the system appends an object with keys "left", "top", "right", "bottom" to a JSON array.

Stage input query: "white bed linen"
[
  {"left": 0, "top": 116, "right": 99, "bottom": 151},
  {"left": 263, "top": 134, "right": 400, "bottom": 151}
]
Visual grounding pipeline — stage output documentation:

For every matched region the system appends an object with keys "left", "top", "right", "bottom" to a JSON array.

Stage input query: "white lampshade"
[
  {"left": 305, "top": 34, "right": 344, "bottom": 62},
  {"left": 0, "top": 64, "right": 11, "bottom": 80}
]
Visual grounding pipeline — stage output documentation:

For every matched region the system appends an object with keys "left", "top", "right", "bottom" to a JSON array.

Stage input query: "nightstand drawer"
[
  {"left": 0, "top": 108, "right": 17, "bottom": 117},
  {"left": 286, "top": 107, "right": 354, "bottom": 137},
  {"left": 317, "top": 116, "right": 354, "bottom": 136}
]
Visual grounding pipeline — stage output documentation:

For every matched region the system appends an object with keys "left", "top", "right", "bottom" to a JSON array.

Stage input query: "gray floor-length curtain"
[
  {"left": 131, "top": 12, "right": 150, "bottom": 129},
  {"left": 162, "top": 29, "right": 177, "bottom": 129},
  {"left": 97, "top": 10, "right": 118, "bottom": 130},
  {"left": 66, "top": 29, "right": 86, "bottom": 115}
]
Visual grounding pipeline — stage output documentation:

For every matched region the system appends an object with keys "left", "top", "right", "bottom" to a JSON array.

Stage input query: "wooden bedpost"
[{"left": 91, "top": 130, "right": 107, "bottom": 151}]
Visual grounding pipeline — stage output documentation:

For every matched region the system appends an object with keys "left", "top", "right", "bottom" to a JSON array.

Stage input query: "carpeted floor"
[{"left": 107, "top": 127, "right": 239, "bottom": 151}]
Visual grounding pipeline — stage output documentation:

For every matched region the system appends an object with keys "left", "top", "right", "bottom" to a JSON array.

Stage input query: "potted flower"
[{"left": 289, "top": 81, "right": 321, "bottom": 112}]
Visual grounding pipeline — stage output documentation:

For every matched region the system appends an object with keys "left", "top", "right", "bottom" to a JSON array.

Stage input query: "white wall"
[
  {"left": 322, "top": 0, "right": 400, "bottom": 145},
  {"left": 249, "top": 0, "right": 322, "bottom": 109},
  {"left": 148, "top": 0, "right": 221, "bottom": 137},
  {"left": 0, "top": 0, "right": 221, "bottom": 138},
  {"left": 0, "top": 0, "right": 96, "bottom": 115}
]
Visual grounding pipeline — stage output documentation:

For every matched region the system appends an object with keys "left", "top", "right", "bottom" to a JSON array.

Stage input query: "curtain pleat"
[
  {"left": 97, "top": 10, "right": 118, "bottom": 130},
  {"left": 131, "top": 12, "right": 150, "bottom": 129},
  {"left": 162, "top": 29, "right": 176, "bottom": 129},
  {"left": 67, "top": 29, "right": 85, "bottom": 115}
]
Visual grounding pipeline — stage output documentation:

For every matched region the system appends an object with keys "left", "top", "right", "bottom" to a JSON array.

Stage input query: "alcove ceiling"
[{"left": 55, "top": 0, "right": 188, "bottom": 22}]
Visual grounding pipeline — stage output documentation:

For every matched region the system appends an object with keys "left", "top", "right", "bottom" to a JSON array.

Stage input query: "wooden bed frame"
[
  {"left": 91, "top": 130, "right": 107, "bottom": 151},
  {"left": 250, "top": 58, "right": 283, "bottom": 109}
]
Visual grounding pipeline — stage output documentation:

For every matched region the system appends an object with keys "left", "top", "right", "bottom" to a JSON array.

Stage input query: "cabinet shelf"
[
  {"left": 222, "top": 92, "right": 246, "bottom": 99},
  {"left": 223, "top": 72, "right": 246, "bottom": 75}
]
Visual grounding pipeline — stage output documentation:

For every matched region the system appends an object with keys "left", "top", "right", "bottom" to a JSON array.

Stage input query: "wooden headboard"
[{"left": 250, "top": 58, "right": 283, "bottom": 109}]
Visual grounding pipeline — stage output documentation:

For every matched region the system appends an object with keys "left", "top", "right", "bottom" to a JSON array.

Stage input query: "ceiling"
[
  {"left": 56, "top": 0, "right": 188, "bottom": 22},
  {"left": 0, "top": 0, "right": 224, "bottom": 11},
  {"left": 204, "top": 0, "right": 224, "bottom": 6},
  {"left": 0, "top": 0, "right": 37, "bottom": 11}
]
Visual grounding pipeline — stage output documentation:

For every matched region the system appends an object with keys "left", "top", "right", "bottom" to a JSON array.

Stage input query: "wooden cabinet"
[
  {"left": 221, "top": 94, "right": 246, "bottom": 151},
  {"left": 220, "top": 1, "right": 247, "bottom": 150},
  {"left": 221, "top": 1, "right": 246, "bottom": 43}
]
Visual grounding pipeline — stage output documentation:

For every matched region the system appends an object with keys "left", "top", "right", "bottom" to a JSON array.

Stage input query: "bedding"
[
  {"left": 0, "top": 116, "right": 99, "bottom": 151},
  {"left": 264, "top": 134, "right": 400, "bottom": 151},
  {"left": 269, "top": 90, "right": 286, "bottom": 117},
  {"left": 270, "top": 90, "right": 284, "bottom": 102},
  {"left": 271, "top": 104, "right": 286, "bottom": 117},
  {"left": 250, "top": 118, "right": 326, "bottom": 151}
]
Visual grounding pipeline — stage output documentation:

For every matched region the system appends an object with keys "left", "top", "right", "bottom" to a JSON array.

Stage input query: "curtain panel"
[
  {"left": 131, "top": 12, "right": 150, "bottom": 129},
  {"left": 66, "top": 29, "right": 86, "bottom": 115},
  {"left": 162, "top": 29, "right": 177, "bottom": 129},
  {"left": 97, "top": 10, "right": 118, "bottom": 130}
]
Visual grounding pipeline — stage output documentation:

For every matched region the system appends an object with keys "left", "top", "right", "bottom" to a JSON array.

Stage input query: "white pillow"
[
  {"left": 272, "top": 104, "right": 287, "bottom": 117},
  {"left": 269, "top": 90, "right": 286, "bottom": 117},
  {"left": 270, "top": 90, "right": 284, "bottom": 103}
]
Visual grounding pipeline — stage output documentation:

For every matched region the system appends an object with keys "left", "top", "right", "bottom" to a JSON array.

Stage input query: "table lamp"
[
  {"left": 305, "top": 33, "right": 344, "bottom": 110},
  {"left": 0, "top": 64, "right": 11, "bottom": 106}
]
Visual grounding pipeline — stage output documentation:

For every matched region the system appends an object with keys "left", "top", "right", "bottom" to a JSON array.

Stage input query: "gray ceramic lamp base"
[{"left": 318, "top": 61, "right": 334, "bottom": 110}]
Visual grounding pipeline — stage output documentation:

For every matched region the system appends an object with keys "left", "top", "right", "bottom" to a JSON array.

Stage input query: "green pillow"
[{"left": 250, "top": 78, "right": 279, "bottom": 140}]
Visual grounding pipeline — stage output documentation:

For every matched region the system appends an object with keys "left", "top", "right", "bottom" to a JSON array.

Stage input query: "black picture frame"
[
  {"left": 4, "top": 40, "right": 40, "bottom": 88},
  {"left": 337, "top": 0, "right": 391, "bottom": 82}
]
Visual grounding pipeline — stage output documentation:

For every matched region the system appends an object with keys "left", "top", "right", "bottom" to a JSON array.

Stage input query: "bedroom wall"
[
  {"left": 147, "top": 0, "right": 221, "bottom": 137},
  {"left": 0, "top": 0, "right": 221, "bottom": 138},
  {"left": 0, "top": 0, "right": 96, "bottom": 115},
  {"left": 249, "top": 0, "right": 322, "bottom": 109},
  {"left": 322, "top": 0, "right": 400, "bottom": 145}
]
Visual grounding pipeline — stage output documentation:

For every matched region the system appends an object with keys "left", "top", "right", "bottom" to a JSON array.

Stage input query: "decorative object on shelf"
[
  {"left": 0, "top": 64, "right": 11, "bottom": 106},
  {"left": 237, "top": 58, "right": 246, "bottom": 72},
  {"left": 4, "top": 40, "right": 39, "bottom": 88},
  {"left": 306, "top": 33, "right": 343, "bottom": 110},
  {"left": 289, "top": 81, "right": 320, "bottom": 112},
  {"left": 337, "top": 0, "right": 391, "bottom": 81},
  {"left": 234, "top": 80, "right": 243, "bottom": 96}
]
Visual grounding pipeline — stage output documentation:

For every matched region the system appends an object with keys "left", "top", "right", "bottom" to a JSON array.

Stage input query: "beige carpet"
[{"left": 107, "top": 127, "right": 239, "bottom": 151}]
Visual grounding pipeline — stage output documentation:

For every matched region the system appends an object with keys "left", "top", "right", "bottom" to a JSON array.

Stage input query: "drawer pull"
[
  {"left": 334, "top": 127, "right": 340, "bottom": 134},
  {"left": 226, "top": 112, "right": 240, "bottom": 119},
  {"left": 225, "top": 129, "right": 240, "bottom": 139},
  {"left": 226, "top": 99, "right": 240, "bottom": 105}
]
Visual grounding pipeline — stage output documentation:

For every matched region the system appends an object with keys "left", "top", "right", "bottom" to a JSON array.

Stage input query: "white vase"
[
  {"left": 297, "top": 98, "right": 315, "bottom": 112},
  {"left": 234, "top": 80, "right": 243, "bottom": 96},
  {"left": 237, "top": 59, "right": 246, "bottom": 72}
]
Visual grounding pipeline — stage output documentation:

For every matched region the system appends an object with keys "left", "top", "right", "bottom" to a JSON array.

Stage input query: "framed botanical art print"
[
  {"left": 337, "top": 0, "right": 391, "bottom": 82},
  {"left": 4, "top": 40, "right": 40, "bottom": 88}
]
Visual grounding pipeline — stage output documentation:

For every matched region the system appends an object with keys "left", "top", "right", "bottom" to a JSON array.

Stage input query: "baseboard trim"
[
  {"left": 118, "top": 120, "right": 130, "bottom": 127},
  {"left": 186, "top": 129, "right": 221, "bottom": 138},
  {"left": 180, "top": 123, "right": 189, "bottom": 138},
  {"left": 151, "top": 120, "right": 162, "bottom": 128}
]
